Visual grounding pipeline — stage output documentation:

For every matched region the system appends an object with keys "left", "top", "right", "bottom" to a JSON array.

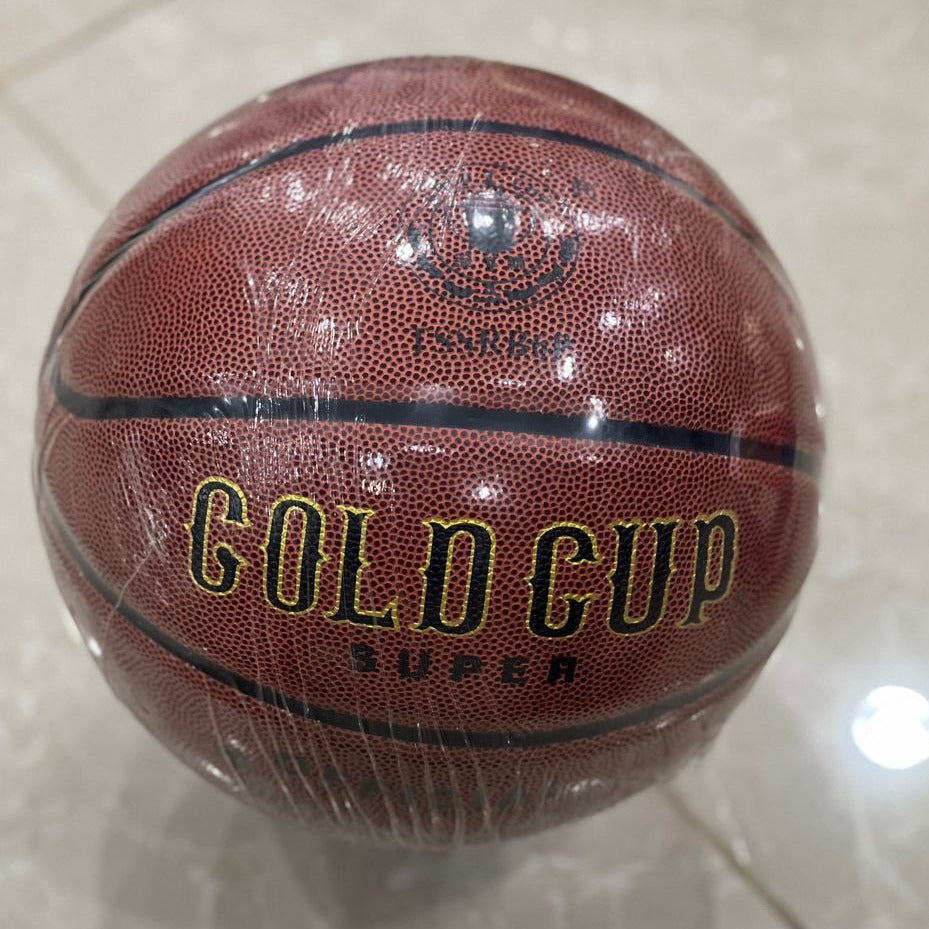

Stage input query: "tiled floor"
[{"left": 3, "top": 1, "right": 928, "bottom": 927}]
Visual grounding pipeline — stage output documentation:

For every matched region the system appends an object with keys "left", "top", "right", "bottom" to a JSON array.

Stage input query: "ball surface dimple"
[{"left": 35, "top": 57, "right": 823, "bottom": 846}]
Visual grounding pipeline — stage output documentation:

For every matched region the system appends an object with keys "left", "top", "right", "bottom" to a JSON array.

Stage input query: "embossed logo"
[{"left": 397, "top": 163, "right": 580, "bottom": 311}]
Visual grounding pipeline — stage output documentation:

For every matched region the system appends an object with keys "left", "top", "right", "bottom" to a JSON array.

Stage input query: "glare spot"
[
  {"left": 85, "top": 635, "right": 103, "bottom": 659},
  {"left": 541, "top": 217, "right": 564, "bottom": 238},
  {"left": 815, "top": 401, "right": 826, "bottom": 420},
  {"left": 364, "top": 452, "right": 388, "bottom": 470},
  {"left": 201, "top": 761, "right": 236, "bottom": 788},
  {"left": 852, "top": 685, "right": 929, "bottom": 770},
  {"left": 600, "top": 310, "right": 620, "bottom": 329},
  {"left": 472, "top": 481, "right": 500, "bottom": 502},
  {"left": 622, "top": 285, "right": 666, "bottom": 319},
  {"left": 578, "top": 210, "right": 628, "bottom": 234},
  {"left": 396, "top": 240, "right": 415, "bottom": 262},
  {"left": 471, "top": 207, "right": 495, "bottom": 231},
  {"left": 794, "top": 336, "right": 805, "bottom": 352},
  {"left": 586, "top": 396, "right": 606, "bottom": 432},
  {"left": 565, "top": 776, "right": 604, "bottom": 797},
  {"left": 664, "top": 346, "right": 680, "bottom": 364},
  {"left": 557, "top": 355, "right": 576, "bottom": 381},
  {"left": 286, "top": 176, "right": 308, "bottom": 209}
]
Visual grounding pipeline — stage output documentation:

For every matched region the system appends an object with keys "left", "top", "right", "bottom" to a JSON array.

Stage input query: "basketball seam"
[
  {"left": 51, "top": 366, "right": 821, "bottom": 477},
  {"left": 45, "top": 117, "right": 789, "bottom": 358},
  {"left": 40, "top": 481, "right": 789, "bottom": 750}
]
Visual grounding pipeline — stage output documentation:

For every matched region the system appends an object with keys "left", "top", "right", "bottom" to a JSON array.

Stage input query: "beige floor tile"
[
  {"left": 0, "top": 103, "right": 101, "bottom": 508},
  {"left": 666, "top": 6, "right": 929, "bottom": 926},
  {"left": 0, "top": 0, "right": 134, "bottom": 75},
  {"left": 0, "top": 103, "right": 104, "bottom": 924},
  {"left": 4, "top": 0, "right": 929, "bottom": 927},
  {"left": 6, "top": 0, "right": 810, "bottom": 207},
  {"left": 4, "top": 736, "right": 789, "bottom": 929}
]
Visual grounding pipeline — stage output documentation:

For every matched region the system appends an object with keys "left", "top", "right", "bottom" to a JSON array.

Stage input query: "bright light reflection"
[
  {"left": 472, "top": 481, "right": 499, "bottom": 502},
  {"left": 600, "top": 309, "right": 620, "bottom": 329},
  {"left": 852, "top": 685, "right": 929, "bottom": 770},
  {"left": 201, "top": 761, "right": 236, "bottom": 788},
  {"left": 285, "top": 176, "right": 308, "bottom": 208},
  {"left": 557, "top": 355, "right": 576, "bottom": 381},
  {"left": 586, "top": 396, "right": 606, "bottom": 432}
]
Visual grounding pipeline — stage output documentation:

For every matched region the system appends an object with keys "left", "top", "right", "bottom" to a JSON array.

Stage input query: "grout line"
[
  {"left": 659, "top": 783, "right": 811, "bottom": 929},
  {"left": 1, "top": 94, "right": 111, "bottom": 213},
  {"left": 0, "top": 0, "right": 175, "bottom": 89}
]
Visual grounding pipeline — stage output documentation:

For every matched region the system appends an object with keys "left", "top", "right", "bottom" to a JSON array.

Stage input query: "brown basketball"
[{"left": 35, "top": 57, "right": 823, "bottom": 845}]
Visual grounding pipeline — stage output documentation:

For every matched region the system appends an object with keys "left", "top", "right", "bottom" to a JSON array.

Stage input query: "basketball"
[{"left": 34, "top": 57, "right": 823, "bottom": 845}]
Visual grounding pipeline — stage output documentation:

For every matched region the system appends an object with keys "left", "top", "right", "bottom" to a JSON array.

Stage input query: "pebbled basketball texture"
[{"left": 35, "top": 57, "right": 823, "bottom": 846}]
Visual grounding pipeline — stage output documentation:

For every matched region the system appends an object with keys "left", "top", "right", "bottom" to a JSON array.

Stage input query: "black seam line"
[
  {"left": 48, "top": 117, "right": 776, "bottom": 353},
  {"left": 53, "top": 371, "right": 821, "bottom": 478},
  {"left": 41, "top": 482, "right": 790, "bottom": 751}
]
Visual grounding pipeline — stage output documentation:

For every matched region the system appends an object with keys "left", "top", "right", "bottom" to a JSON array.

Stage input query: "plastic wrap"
[{"left": 33, "top": 57, "right": 822, "bottom": 847}]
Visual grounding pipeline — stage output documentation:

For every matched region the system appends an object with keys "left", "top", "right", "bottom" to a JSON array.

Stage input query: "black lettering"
[
  {"left": 501, "top": 656, "right": 529, "bottom": 685},
  {"left": 262, "top": 496, "right": 326, "bottom": 613},
  {"left": 572, "top": 178, "right": 595, "bottom": 198},
  {"left": 321, "top": 764, "right": 345, "bottom": 788},
  {"left": 427, "top": 786, "right": 456, "bottom": 812},
  {"left": 508, "top": 328, "right": 530, "bottom": 358},
  {"left": 349, "top": 642, "right": 378, "bottom": 673},
  {"left": 479, "top": 327, "right": 501, "bottom": 355},
  {"left": 451, "top": 653, "right": 483, "bottom": 682},
  {"left": 415, "top": 519, "right": 495, "bottom": 635},
  {"left": 559, "top": 236, "right": 579, "bottom": 263},
  {"left": 535, "top": 264, "right": 564, "bottom": 288},
  {"left": 682, "top": 512, "right": 739, "bottom": 626},
  {"left": 526, "top": 524, "right": 598, "bottom": 638},
  {"left": 547, "top": 655, "right": 578, "bottom": 684},
  {"left": 356, "top": 777, "right": 384, "bottom": 800},
  {"left": 397, "top": 649, "right": 431, "bottom": 681},
  {"left": 551, "top": 333, "right": 574, "bottom": 361},
  {"left": 496, "top": 783, "right": 527, "bottom": 811},
  {"left": 276, "top": 752, "right": 315, "bottom": 777},
  {"left": 186, "top": 478, "right": 249, "bottom": 595},
  {"left": 327, "top": 506, "right": 398, "bottom": 629},
  {"left": 608, "top": 519, "right": 679, "bottom": 635},
  {"left": 456, "top": 329, "right": 475, "bottom": 353},
  {"left": 358, "top": 777, "right": 383, "bottom": 800},
  {"left": 412, "top": 326, "right": 428, "bottom": 355}
]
